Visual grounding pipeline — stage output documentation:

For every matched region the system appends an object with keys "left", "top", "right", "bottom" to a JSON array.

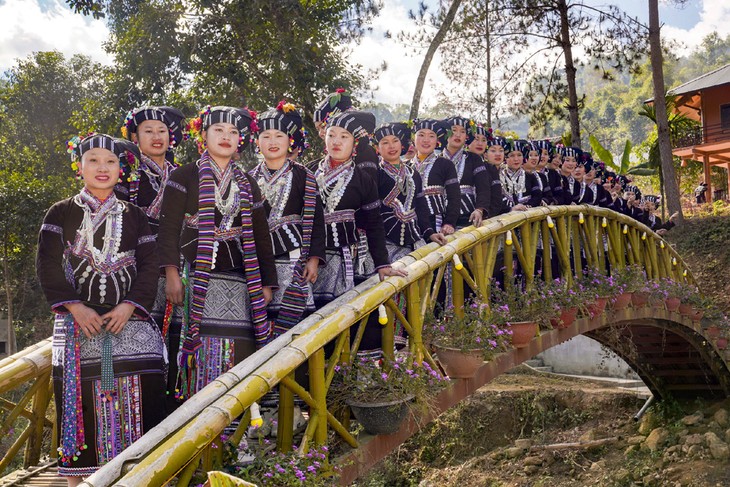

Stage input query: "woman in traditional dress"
[
  {"left": 500, "top": 139, "right": 542, "bottom": 209},
  {"left": 311, "top": 110, "right": 406, "bottom": 311},
  {"left": 157, "top": 106, "right": 277, "bottom": 402},
  {"left": 533, "top": 139, "right": 558, "bottom": 205},
  {"left": 558, "top": 146, "right": 582, "bottom": 205},
  {"left": 37, "top": 134, "right": 165, "bottom": 484},
  {"left": 116, "top": 106, "right": 185, "bottom": 234},
  {"left": 408, "top": 119, "right": 461, "bottom": 236},
  {"left": 440, "top": 116, "right": 490, "bottom": 228},
  {"left": 249, "top": 101, "right": 325, "bottom": 335}
]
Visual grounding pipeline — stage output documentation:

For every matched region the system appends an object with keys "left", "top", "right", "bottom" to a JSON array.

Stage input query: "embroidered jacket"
[
  {"left": 441, "top": 149, "right": 491, "bottom": 226},
  {"left": 409, "top": 153, "right": 461, "bottom": 229},
  {"left": 37, "top": 191, "right": 159, "bottom": 316}
]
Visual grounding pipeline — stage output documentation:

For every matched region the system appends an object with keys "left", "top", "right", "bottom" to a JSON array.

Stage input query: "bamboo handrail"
[{"left": 0, "top": 206, "right": 703, "bottom": 485}]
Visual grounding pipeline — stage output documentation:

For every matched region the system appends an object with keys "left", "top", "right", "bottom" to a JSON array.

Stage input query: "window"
[
  {"left": 0, "top": 342, "right": 5, "bottom": 354},
  {"left": 721, "top": 103, "right": 730, "bottom": 129}
]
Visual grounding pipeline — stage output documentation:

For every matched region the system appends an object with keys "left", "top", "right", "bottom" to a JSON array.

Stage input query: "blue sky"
[{"left": 0, "top": 0, "right": 726, "bottom": 106}]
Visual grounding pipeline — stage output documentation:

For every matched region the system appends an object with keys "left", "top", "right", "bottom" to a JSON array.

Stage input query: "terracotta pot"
[
  {"left": 348, "top": 396, "right": 413, "bottom": 435},
  {"left": 612, "top": 292, "right": 633, "bottom": 310},
  {"left": 587, "top": 297, "right": 609, "bottom": 318},
  {"left": 678, "top": 303, "right": 693, "bottom": 316},
  {"left": 434, "top": 344, "right": 484, "bottom": 378},
  {"left": 665, "top": 297, "right": 681, "bottom": 312},
  {"left": 550, "top": 307, "right": 578, "bottom": 329},
  {"left": 715, "top": 337, "right": 728, "bottom": 350},
  {"left": 632, "top": 292, "right": 649, "bottom": 307},
  {"left": 705, "top": 326, "right": 721, "bottom": 339},
  {"left": 690, "top": 309, "right": 704, "bottom": 322},
  {"left": 510, "top": 321, "right": 537, "bottom": 349}
]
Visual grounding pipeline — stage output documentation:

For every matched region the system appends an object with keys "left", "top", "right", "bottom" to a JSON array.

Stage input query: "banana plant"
[{"left": 588, "top": 135, "right": 632, "bottom": 174}]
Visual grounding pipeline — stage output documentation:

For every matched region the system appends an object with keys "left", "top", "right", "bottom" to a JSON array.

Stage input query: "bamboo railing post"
[
  {"left": 24, "top": 371, "right": 51, "bottom": 467},
  {"left": 504, "top": 233, "right": 514, "bottom": 287},
  {"left": 452, "top": 260, "right": 465, "bottom": 318},
  {"left": 541, "top": 221, "right": 552, "bottom": 281},
  {"left": 570, "top": 218, "right": 583, "bottom": 279},
  {"left": 473, "top": 241, "right": 488, "bottom": 298},
  {"left": 309, "top": 348, "right": 327, "bottom": 446},
  {"left": 407, "top": 283, "right": 424, "bottom": 363},
  {"left": 277, "top": 371, "right": 296, "bottom": 452},
  {"left": 382, "top": 305, "right": 395, "bottom": 362}
]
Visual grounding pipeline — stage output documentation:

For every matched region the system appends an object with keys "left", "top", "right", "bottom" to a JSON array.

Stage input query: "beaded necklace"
[
  {"left": 381, "top": 158, "right": 417, "bottom": 246},
  {"left": 176, "top": 151, "right": 268, "bottom": 399},
  {"left": 134, "top": 154, "right": 176, "bottom": 220},
  {"left": 411, "top": 152, "right": 438, "bottom": 180},
  {"left": 251, "top": 159, "right": 294, "bottom": 223},
  {"left": 316, "top": 156, "right": 354, "bottom": 214},
  {"left": 442, "top": 148, "right": 466, "bottom": 181},
  {"left": 501, "top": 167, "right": 527, "bottom": 197}
]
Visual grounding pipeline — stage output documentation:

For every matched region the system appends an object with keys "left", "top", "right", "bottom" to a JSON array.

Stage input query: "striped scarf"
[
  {"left": 273, "top": 169, "right": 318, "bottom": 335},
  {"left": 176, "top": 151, "right": 268, "bottom": 398}
]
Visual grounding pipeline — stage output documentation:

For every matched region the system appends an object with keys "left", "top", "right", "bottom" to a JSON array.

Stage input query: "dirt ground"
[{"left": 354, "top": 371, "right": 730, "bottom": 487}]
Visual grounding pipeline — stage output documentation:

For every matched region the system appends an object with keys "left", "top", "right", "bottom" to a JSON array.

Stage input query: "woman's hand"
[
  {"left": 511, "top": 204, "right": 528, "bottom": 212},
  {"left": 165, "top": 267, "right": 184, "bottom": 305},
  {"left": 302, "top": 257, "right": 320, "bottom": 283},
  {"left": 441, "top": 223, "right": 455, "bottom": 236},
  {"left": 430, "top": 233, "right": 448, "bottom": 245},
  {"left": 469, "top": 209, "right": 484, "bottom": 228},
  {"left": 378, "top": 266, "right": 408, "bottom": 282},
  {"left": 66, "top": 302, "right": 103, "bottom": 339},
  {"left": 262, "top": 286, "right": 273, "bottom": 306},
  {"left": 101, "top": 303, "right": 135, "bottom": 335}
]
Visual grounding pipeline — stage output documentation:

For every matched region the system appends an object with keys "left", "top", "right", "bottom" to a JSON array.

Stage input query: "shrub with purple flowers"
[
  {"left": 612, "top": 265, "right": 647, "bottom": 293},
  {"left": 578, "top": 267, "right": 619, "bottom": 299},
  {"left": 490, "top": 278, "right": 556, "bottom": 329},
  {"left": 231, "top": 446, "right": 336, "bottom": 486},
  {"left": 424, "top": 298, "right": 512, "bottom": 360},
  {"left": 329, "top": 353, "right": 448, "bottom": 411}
]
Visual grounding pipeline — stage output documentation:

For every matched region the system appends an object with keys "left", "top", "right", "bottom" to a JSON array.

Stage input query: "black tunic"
[
  {"left": 157, "top": 162, "right": 277, "bottom": 287},
  {"left": 37, "top": 193, "right": 159, "bottom": 315},
  {"left": 312, "top": 158, "right": 390, "bottom": 269},
  {"left": 501, "top": 168, "right": 542, "bottom": 208},
  {"left": 410, "top": 153, "right": 461, "bottom": 229},
  {"left": 114, "top": 156, "right": 176, "bottom": 235},
  {"left": 377, "top": 160, "right": 434, "bottom": 247},
  {"left": 441, "top": 149, "right": 491, "bottom": 227},
  {"left": 248, "top": 161, "right": 326, "bottom": 261},
  {"left": 546, "top": 168, "right": 564, "bottom": 205},
  {"left": 484, "top": 162, "right": 510, "bottom": 216}
]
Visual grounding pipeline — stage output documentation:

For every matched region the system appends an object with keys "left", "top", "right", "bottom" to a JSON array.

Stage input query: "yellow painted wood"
[{"left": 277, "top": 372, "right": 295, "bottom": 452}]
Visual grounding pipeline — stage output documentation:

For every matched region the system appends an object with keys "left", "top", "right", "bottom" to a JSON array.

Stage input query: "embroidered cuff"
[
  {"left": 122, "top": 299, "right": 150, "bottom": 318},
  {"left": 137, "top": 235, "right": 157, "bottom": 245},
  {"left": 361, "top": 199, "right": 381, "bottom": 211},
  {"left": 253, "top": 200, "right": 264, "bottom": 210},
  {"left": 473, "top": 165, "right": 486, "bottom": 174},
  {"left": 166, "top": 180, "right": 187, "bottom": 193},
  {"left": 445, "top": 178, "right": 459, "bottom": 185},
  {"left": 51, "top": 299, "right": 82, "bottom": 313},
  {"left": 41, "top": 223, "right": 63, "bottom": 235},
  {"left": 114, "top": 184, "right": 130, "bottom": 195}
]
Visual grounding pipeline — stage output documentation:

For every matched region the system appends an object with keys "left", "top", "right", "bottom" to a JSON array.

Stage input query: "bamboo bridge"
[{"left": 1, "top": 205, "right": 728, "bottom": 486}]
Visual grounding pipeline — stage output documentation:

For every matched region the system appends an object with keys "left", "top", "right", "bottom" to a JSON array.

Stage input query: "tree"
[
  {"left": 648, "top": 0, "right": 684, "bottom": 223},
  {"left": 400, "top": 0, "right": 463, "bottom": 119}
]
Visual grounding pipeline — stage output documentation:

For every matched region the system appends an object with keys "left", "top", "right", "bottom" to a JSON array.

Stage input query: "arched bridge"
[{"left": 1, "top": 206, "right": 728, "bottom": 486}]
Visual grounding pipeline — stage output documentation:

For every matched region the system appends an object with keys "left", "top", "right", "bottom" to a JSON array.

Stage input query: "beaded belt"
[
  {"left": 270, "top": 214, "right": 302, "bottom": 233},
  {"left": 324, "top": 209, "right": 356, "bottom": 224}
]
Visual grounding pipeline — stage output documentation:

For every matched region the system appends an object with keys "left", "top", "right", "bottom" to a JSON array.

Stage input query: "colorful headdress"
[
  {"left": 257, "top": 101, "right": 307, "bottom": 154},
  {"left": 327, "top": 110, "right": 375, "bottom": 141},
  {"left": 642, "top": 195, "right": 660, "bottom": 205},
  {"left": 120, "top": 106, "right": 186, "bottom": 148},
  {"left": 186, "top": 105, "right": 256, "bottom": 153},
  {"left": 67, "top": 133, "right": 141, "bottom": 175},
  {"left": 374, "top": 122, "right": 412, "bottom": 155},
  {"left": 616, "top": 174, "right": 631, "bottom": 187},
  {"left": 313, "top": 88, "right": 353, "bottom": 124},
  {"left": 412, "top": 118, "right": 446, "bottom": 138},
  {"left": 625, "top": 185, "right": 641, "bottom": 198},
  {"left": 512, "top": 139, "right": 535, "bottom": 161},
  {"left": 533, "top": 139, "right": 554, "bottom": 156},
  {"left": 560, "top": 146, "right": 583, "bottom": 160},
  {"left": 471, "top": 122, "right": 491, "bottom": 138}
]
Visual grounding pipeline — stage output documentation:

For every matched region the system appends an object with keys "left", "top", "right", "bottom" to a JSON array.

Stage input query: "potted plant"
[
  {"left": 578, "top": 268, "right": 616, "bottom": 318},
  {"left": 425, "top": 299, "right": 512, "bottom": 378},
  {"left": 611, "top": 265, "right": 646, "bottom": 309},
  {"left": 544, "top": 278, "right": 585, "bottom": 329},
  {"left": 645, "top": 280, "right": 669, "bottom": 309},
  {"left": 227, "top": 445, "right": 337, "bottom": 486},
  {"left": 330, "top": 354, "right": 447, "bottom": 435},
  {"left": 491, "top": 280, "right": 554, "bottom": 347},
  {"left": 656, "top": 278, "right": 683, "bottom": 312}
]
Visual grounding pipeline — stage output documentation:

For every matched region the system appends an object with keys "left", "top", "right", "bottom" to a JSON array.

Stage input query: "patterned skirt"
[
  {"left": 150, "top": 269, "right": 257, "bottom": 408},
  {"left": 311, "top": 246, "right": 358, "bottom": 309},
  {"left": 51, "top": 314, "right": 166, "bottom": 477},
  {"left": 269, "top": 250, "right": 315, "bottom": 319}
]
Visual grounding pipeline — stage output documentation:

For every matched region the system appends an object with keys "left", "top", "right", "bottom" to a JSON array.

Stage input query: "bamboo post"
[
  {"left": 452, "top": 259, "right": 465, "bottom": 318},
  {"left": 381, "top": 304, "right": 395, "bottom": 362},
  {"left": 309, "top": 348, "right": 327, "bottom": 446},
  {"left": 407, "top": 283, "right": 424, "bottom": 363},
  {"left": 541, "top": 221, "right": 552, "bottom": 281},
  {"left": 277, "top": 372, "right": 296, "bottom": 452},
  {"left": 24, "top": 371, "right": 51, "bottom": 467}
]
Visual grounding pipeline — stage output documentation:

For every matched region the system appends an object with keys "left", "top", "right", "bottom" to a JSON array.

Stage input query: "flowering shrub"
[
  {"left": 578, "top": 267, "right": 619, "bottom": 298},
  {"left": 330, "top": 353, "right": 448, "bottom": 406},
  {"left": 490, "top": 279, "right": 556, "bottom": 329},
  {"left": 424, "top": 299, "right": 512, "bottom": 359},
  {"left": 232, "top": 446, "right": 336, "bottom": 487},
  {"left": 612, "top": 265, "right": 646, "bottom": 293}
]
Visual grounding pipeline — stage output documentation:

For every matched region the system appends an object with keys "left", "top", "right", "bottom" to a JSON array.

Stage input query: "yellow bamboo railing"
[{"left": 0, "top": 206, "right": 702, "bottom": 485}]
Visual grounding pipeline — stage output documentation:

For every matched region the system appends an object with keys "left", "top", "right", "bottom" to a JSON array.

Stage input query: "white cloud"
[
  {"left": 0, "top": 0, "right": 111, "bottom": 72},
  {"left": 662, "top": 0, "right": 730, "bottom": 54},
  {"left": 347, "top": 0, "right": 449, "bottom": 108}
]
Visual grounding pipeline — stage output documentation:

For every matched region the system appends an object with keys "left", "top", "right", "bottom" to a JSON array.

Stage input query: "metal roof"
[{"left": 668, "top": 63, "right": 730, "bottom": 96}]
